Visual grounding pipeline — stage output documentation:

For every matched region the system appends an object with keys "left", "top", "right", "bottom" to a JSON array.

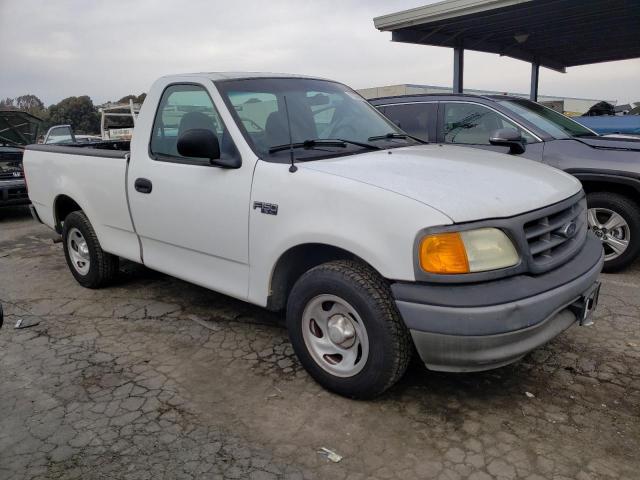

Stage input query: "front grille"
[
  {"left": 0, "top": 152, "right": 22, "bottom": 161},
  {"left": 523, "top": 195, "right": 587, "bottom": 273},
  {"left": 0, "top": 171, "right": 22, "bottom": 180},
  {"left": 1, "top": 152, "right": 24, "bottom": 180}
]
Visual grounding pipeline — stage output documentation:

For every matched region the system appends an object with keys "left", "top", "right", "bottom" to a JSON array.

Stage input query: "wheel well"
[
  {"left": 267, "top": 243, "right": 370, "bottom": 312},
  {"left": 581, "top": 180, "right": 640, "bottom": 205},
  {"left": 53, "top": 195, "right": 82, "bottom": 233}
]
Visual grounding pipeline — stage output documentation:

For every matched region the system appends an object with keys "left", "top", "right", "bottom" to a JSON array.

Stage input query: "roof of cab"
[{"left": 160, "top": 72, "right": 330, "bottom": 82}]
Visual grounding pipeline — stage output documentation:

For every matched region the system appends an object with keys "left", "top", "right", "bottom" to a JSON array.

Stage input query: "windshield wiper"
[
  {"left": 368, "top": 132, "right": 428, "bottom": 144},
  {"left": 269, "top": 139, "right": 346, "bottom": 153},
  {"left": 333, "top": 138, "right": 381, "bottom": 150},
  {"left": 269, "top": 138, "right": 380, "bottom": 154}
]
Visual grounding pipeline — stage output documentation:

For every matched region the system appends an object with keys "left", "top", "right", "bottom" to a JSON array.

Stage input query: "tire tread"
[
  {"left": 288, "top": 259, "right": 412, "bottom": 398},
  {"left": 63, "top": 211, "right": 118, "bottom": 288}
]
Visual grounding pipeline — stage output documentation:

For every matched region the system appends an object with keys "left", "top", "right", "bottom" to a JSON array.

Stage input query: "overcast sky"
[{"left": 1, "top": 0, "right": 638, "bottom": 106}]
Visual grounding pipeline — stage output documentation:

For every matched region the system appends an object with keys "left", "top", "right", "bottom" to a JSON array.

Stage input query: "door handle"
[{"left": 134, "top": 178, "right": 152, "bottom": 194}]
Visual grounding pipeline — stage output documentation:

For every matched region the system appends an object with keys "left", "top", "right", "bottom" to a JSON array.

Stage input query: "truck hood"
[
  {"left": 302, "top": 145, "right": 581, "bottom": 223},
  {"left": 0, "top": 110, "right": 41, "bottom": 147}
]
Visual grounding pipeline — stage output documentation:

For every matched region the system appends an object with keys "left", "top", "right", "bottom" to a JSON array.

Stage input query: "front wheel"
[
  {"left": 587, "top": 192, "right": 640, "bottom": 272},
  {"left": 62, "top": 211, "right": 119, "bottom": 288},
  {"left": 286, "top": 260, "right": 412, "bottom": 399}
]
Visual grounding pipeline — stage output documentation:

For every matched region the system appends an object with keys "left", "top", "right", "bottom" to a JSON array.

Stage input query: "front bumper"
[
  {"left": 0, "top": 179, "right": 29, "bottom": 206},
  {"left": 392, "top": 233, "right": 604, "bottom": 372}
]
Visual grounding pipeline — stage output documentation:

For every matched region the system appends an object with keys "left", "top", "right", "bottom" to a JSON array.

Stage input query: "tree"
[
  {"left": 0, "top": 97, "right": 16, "bottom": 109},
  {"left": 0, "top": 94, "right": 46, "bottom": 115},
  {"left": 47, "top": 96, "right": 100, "bottom": 134},
  {"left": 116, "top": 93, "right": 147, "bottom": 105},
  {"left": 14, "top": 95, "right": 46, "bottom": 117}
]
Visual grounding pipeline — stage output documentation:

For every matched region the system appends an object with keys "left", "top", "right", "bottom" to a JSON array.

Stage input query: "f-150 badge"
[{"left": 253, "top": 202, "right": 278, "bottom": 215}]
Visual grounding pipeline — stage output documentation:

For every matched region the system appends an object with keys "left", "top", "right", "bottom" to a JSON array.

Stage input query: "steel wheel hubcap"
[
  {"left": 327, "top": 314, "right": 357, "bottom": 348},
  {"left": 67, "top": 227, "right": 90, "bottom": 275},
  {"left": 587, "top": 207, "right": 631, "bottom": 261},
  {"left": 301, "top": 294, "right": 369, "bottom": 378}
]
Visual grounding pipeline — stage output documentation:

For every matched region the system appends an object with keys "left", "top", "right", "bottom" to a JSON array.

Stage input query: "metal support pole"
[
  {"left": 530, "top": 62, "right": 539, "bottom": 101},
  {"left": 453, "top": 46, "right": 464, "bottom": 94}
]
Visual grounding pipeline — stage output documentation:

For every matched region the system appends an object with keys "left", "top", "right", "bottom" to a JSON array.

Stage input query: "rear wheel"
[
  {"left": 62, "top": 211, "right": 119, "bottom": 288},
  {"left": 587, "top": 192, "right": 640, "bottom": 272},
  {"left": 286, "top": 260, "right": 411, "bottom": 399}
]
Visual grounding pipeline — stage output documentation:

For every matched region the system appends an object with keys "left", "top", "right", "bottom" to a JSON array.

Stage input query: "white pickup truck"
[{"left": 24, "top": 73, "right": 603, "bottom": 398}]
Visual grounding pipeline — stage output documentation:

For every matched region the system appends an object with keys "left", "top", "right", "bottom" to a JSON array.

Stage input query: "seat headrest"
[{"left": 178, "top": 111, "right": 215, "bottom": 137}]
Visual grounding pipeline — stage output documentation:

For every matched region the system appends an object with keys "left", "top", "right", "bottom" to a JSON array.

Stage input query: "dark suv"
[
  {"left": 0, "top": 110, "right": 41, "bottom": 209},
  {"left": 370, "top": 94, "right": 640, "bottom": 271}
]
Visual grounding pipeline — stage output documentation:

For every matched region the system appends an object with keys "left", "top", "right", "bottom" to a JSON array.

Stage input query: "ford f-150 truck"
[{"left": 24, "top": 73, "right": 603, "bottom": 398}]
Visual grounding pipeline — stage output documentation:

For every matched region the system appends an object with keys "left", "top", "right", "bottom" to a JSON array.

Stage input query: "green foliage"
[
  {"left": 116, "top": 93, "right": 147, "bottom": 105},
  {"left": 47, "top": 96, "right": 100, "bottom": 134},
  {"left": 0, "top": 94, "right": 47, "bottom": 119},
  {"left": 2, "top": 92, "right": 147, "bottom": 136}
]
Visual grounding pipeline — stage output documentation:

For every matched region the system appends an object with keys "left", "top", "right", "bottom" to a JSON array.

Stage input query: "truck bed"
[
  {"left": 27, "top": 142, "right": 130, "bottom": 157},
  {"left": 24, "top": 144, "right": 141, "bottom": 262}
]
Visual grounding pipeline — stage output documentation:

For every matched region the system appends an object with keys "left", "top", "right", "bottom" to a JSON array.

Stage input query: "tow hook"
[{"left": 569, "top": 282, "right": 601, "bottom": 327}]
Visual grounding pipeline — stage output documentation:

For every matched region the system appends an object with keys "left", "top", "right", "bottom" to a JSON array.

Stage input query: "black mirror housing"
[
  {"left": 489, "top": 128, "right": 526, "bottom": 154},
  {"left": 177, "top": 128, "right": 221, "bottom": 163}
]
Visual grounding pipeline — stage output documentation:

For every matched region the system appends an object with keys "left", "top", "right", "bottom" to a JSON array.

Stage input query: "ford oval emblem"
[{"left": 558, "top": 221, "right": 577, "bottom": 238}]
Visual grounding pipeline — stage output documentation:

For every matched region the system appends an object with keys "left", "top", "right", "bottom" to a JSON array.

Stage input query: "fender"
[{"left": 565, "top": 169, "right": 640, "bottom": 195}]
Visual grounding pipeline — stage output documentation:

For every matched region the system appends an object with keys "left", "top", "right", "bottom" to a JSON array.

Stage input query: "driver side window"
[
  {"left": 150, "top": 84, "right": 238, "bottom": 164},
  {"left": 443, "top": 102, "right": 536, "bottom": 145}
]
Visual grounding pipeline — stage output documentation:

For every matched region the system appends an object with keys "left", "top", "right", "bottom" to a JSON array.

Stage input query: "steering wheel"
[{"left": 240, "top": 117, "right": 264, "bottom": 132}]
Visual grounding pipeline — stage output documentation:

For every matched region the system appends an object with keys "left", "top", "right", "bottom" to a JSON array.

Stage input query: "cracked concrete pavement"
[{"left": 1, "top": 205, "right": 639, "bottom": 479}]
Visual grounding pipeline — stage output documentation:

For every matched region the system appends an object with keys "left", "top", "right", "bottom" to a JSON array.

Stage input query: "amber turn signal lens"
[{"left": 419, "top": 232, "right": 470, "bottom": 274}]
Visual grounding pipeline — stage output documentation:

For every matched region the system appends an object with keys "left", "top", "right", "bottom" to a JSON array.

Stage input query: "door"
[
  {"left": 376, "top": 102, "right": 437, "bottom": 142},
  {"left": 127, "top": 83, "right": 253, "bottom": 300},
  {"left": 438, "top": 101, "right": 544, "bottom": 161}
]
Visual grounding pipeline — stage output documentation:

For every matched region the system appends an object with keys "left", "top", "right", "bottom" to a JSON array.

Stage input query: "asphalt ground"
[{"left": 1, "top": 205, "right": 639, "bottom": 480}]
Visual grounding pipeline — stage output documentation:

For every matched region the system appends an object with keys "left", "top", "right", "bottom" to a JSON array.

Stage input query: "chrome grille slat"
[{"left": 0, "top": 173, "right": 22, "bottom": 180}]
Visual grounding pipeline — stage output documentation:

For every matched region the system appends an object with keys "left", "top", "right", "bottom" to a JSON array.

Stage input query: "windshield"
[
  {"left": 498, "top": 98, "right": 596, "bottom": 139},
  {"left": 216, "top": 77, "right": 416, "bottom": 161}
]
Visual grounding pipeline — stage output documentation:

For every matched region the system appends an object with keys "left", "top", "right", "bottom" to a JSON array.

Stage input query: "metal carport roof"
[{"left": 374, "top": 0, "right": 640, "bottom": 98}]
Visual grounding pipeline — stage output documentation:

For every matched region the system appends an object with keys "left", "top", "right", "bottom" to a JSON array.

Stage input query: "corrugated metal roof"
[{"left": 374, "top": 0, "right": 640, "bottom": 72}]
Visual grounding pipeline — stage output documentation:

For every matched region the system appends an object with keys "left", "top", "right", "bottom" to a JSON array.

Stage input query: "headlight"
[{"left": 419, "top": 228, "right": 519, "bottom": 274}]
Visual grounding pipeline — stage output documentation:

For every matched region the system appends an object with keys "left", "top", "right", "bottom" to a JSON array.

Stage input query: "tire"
[
  {"left": 62, "top": 211, "right": 119, "bottom": 288},
  {"left": 286, "top": 259, "right": 412, "bottom": 399},
  {"left": 587, "top": 192, "right": 640, "bottom": 272}
]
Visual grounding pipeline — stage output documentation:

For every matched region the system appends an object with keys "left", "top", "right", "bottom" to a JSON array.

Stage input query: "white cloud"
[{"left": 1, "top": 0, "right": 638, "bottom": 105}]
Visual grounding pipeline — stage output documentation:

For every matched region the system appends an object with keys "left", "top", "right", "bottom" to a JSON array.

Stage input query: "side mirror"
[
  {"left": 489, "top": 128, "right": 526, "bottom": 154},
  {"left": 177, "top": 128, "right": 221, "bottom": 163}
]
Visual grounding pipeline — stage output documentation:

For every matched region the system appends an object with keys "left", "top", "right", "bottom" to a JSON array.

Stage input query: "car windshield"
[
  {"left": 498, "top": 98, "right": 596, "bottom": 139},
  {"left": 216, "top": 77, "right": 416, "bottom": 161}
]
